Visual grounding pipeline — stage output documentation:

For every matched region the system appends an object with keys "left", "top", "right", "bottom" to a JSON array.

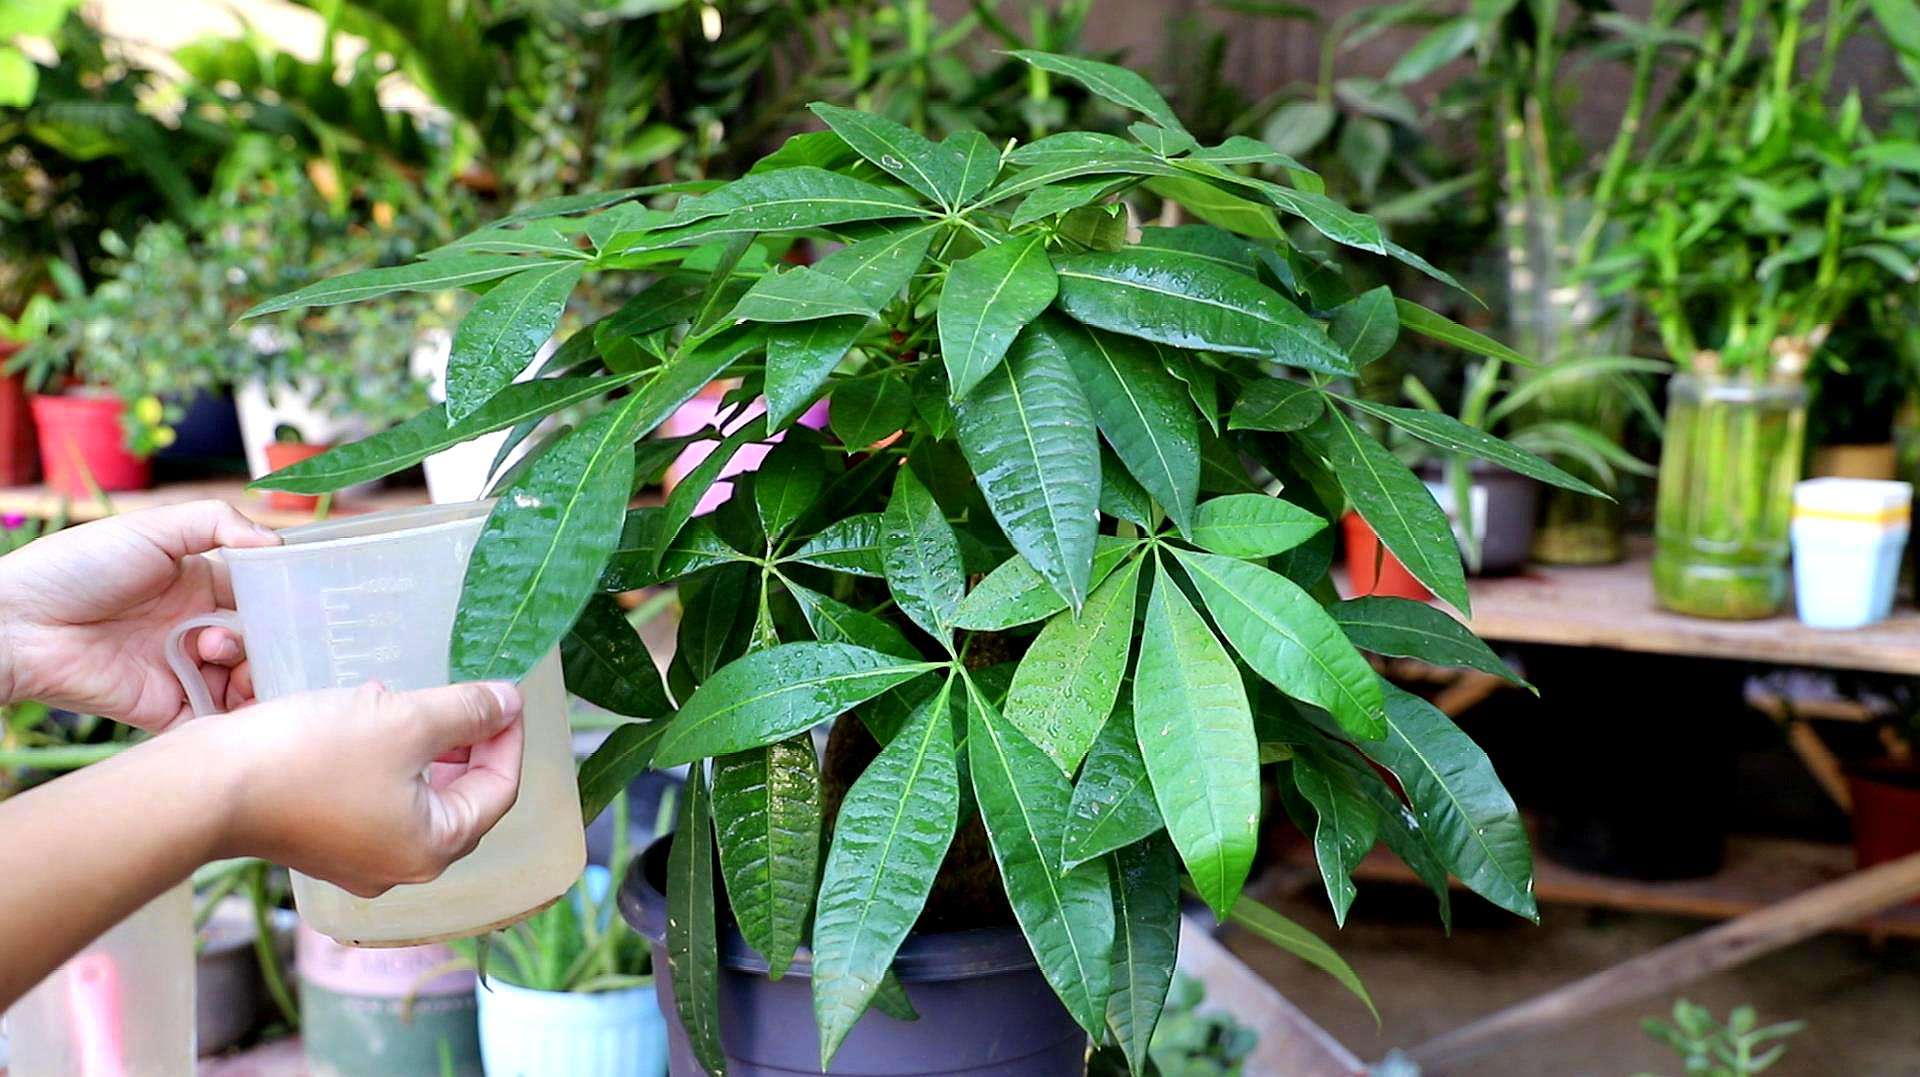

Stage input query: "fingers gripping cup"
[{"left": 163, "top": 502, "right": 586, "bottom": 946}]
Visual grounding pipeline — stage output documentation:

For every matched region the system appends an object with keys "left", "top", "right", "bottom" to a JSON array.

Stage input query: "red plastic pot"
[
  {"left": 263, "top": 442, "right": 333, "bottom": 512},
  {"left": 30, "top": 393, "right": 149, "bottom": 496},
  {"left": 1849, "top": 763, "right": 1920, "bottom": 885},
  {"left": 1342, "top": 511, "right": 1432, "bottom": 601},
  {"left": 0, "top": 370, "right": 36, "bottom": 486}
]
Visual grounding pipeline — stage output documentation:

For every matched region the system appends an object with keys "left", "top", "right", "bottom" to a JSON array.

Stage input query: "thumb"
[
  {"left": 424, "top": 711, "right": 525, "bottom": 863},
  {"left": 395, "top": 682, "right": 524, "bottom": 761}
]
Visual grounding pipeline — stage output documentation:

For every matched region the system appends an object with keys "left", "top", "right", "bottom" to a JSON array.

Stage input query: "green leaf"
[
  {"left": 1299, "top": 407, "right": 1469, "bottom": 613},
  {"left": 1187, "top": 493, "right": 1327, "bottom": 558},
  {"left": 577, "top": 720, "right": 670, "bottom": 824},
  {"left": 1004, "top": 558, "right": 1143, "bottom": 773},
  {"left": 600, "top": 513, "right": 746, "bottom": 591},
  {"left": 983, "top": 146, "right": 1179, "bottom": 205},
  {"left": 947, "top": 130, "right": 1001, "bottom": 203},
  {"left": 1142, "top": 175, "right": 1285, "bottom": 241},
  {"left": 1132, "top": 564, "right": 1258, "bottom": 920},
  {"left": 662, "top": 166, "right": 932, "bottom": 231},
  {"left": 1329, "top": 286, "right": 1399, "bottom": 367},
  {"left": 937, "top": 233, "right": 1059, "bottom": 399},
  {"left": 1262, "top": 101, "right": 1337, "bottom": 157},
  {"left": 870, "top": 972, "right": 919, "bottom": 1022},
  {"left": 253, "top": 377, "right": 630, "bottom": 493},
  {"left": 1138, "top": 225, "right": 1261, "bottom": 276},
  {"left": 1332, "top": 596, "right": 1529, "bottom": 689},
  {"left": 967, "top": 678, "right": 1116, "bottom": 1037},
  {"left": 713, "top": 735, "right": 822, "bottom": 980},
  {"left": 1190, "top": 135, "right": 1314, "bottom": 172},
  {"left": 241, "top": 255, "right": 545, "bottom": 318},
  {"left": 1100, "top": 450, "right": 1156, "bottom": 529},
  {"left": 815, "top": 222, "right": 942, "bottom": 308},
  {"left": 1130, "top": 122, "right": 1198, "bottom": 157},
  {"left": 428, "top": 219, "right": 590, "bottom": 261},
  {"left": 1225, "top": 896, "right": 1376, "bottom": 1020},
  {"left": 728, "top": 266, "right": 877, "bottom": 323},
  {"left": 1063, "top": 705, "right": 1166, "bottom": 870},
  {"left": 811, "top": 103, "right": 969, "bottom": 208},
  {"left": 1011, "top": 50, "right": 1189, "bottom": 135},
  {"left": 0, "top": 49, "right": 35, "bottom": 109},
  {"left": 1385, "top": 18, "right": 1479, "bottom": 85},
  {"left": 811, "top": 682, "right": 961, "bottom": 1067},
  {"left": 1012, "top": 177, "right": 1130, "bottom": 227},
  {"left": 623, "top": 324, "right": 768, "bottom": 441},
  {"left": 1290, "top": 751, "right": 1381, "bottom": 926},
  {"left": 666, "top": 766, "right": 727, "bottom": 1075},
  {"left": 1172, "top": 548, "right": 1385, "bottom": 741},
  {"left": 1340, "top": 396, "right": 1606, "bottom": 496},
  {"left": 765, "top": 317, "right": 865, "bottom": 431},
  {"left": 755, "top": 435, "right": 826, "bottom": 540},
  {"left": 879, "top": 467, "right": 967, "bottom": 641},
  {"left": 1226, "top": 379, "right": 1324, "bottom": 433},
  {"left": 829, "top": 373, "right": 912, "bottom": 451},
  {"left": 676, "top": 563, "right": 758, "bottom": 683},
  {"left": 563, "top": 594, "right": 672, "bottom": 719},
  {"left": 953, "top": 324, "right": 1102, "bottom": 610},
  {"left": 1049, "top": 321, "right": 1201, "bottom": 535},
  {"left": 954, "top": 537, "right": 1139, "bottom": 631},
  {"left": 1054, "top": 250, "right": 1352, "bottom": 376},
  {"left": 654, "top": 417, "right": 769, "bottom": 573},
  {"left": 787, "top": 513, "right": 884, "bottom": 576},
  {"left": 1107, "top": 835, "right": 1181, "bottom": 1077},
  {"left": 788, "top": 582, "right": 918, "bottom": 658},
  {"left": 653, "top": 644, "right": 939, "bottom": 765},
  {"left": 451, "top": 399, "right": 638, "bottom": 682},
  {"left": 1395, "top": 299, "right": 1529, "bottom": 366}
]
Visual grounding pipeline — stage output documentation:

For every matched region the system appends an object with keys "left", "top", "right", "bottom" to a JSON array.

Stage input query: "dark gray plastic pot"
[
  {"left": 1419, "top": 459, "right": 1540, "bottom": 575},
  {"left": 619, "top": 838, "right": 1088, "bottom": 1076}
]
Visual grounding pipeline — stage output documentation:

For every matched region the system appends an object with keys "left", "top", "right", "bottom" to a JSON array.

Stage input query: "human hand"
[
  {"left": 0, "top": 501, "right": 279, "bottom": 730},
  {"left": 195, "top": 680, "right": 525, "bottom": 898}
]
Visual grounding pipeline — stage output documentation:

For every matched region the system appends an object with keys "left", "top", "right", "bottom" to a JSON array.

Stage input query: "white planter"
[
  {"left": 412, "top": 329, "right": 543, "bottom": 504},
  {"left": 233, "top": 375, "right": 368, "bottom": 481},
  {"left": 475, "top": 980, "right": 666, "bottom": 1077},
  {"left": 1791, "top": 477, "right": 1913, "bottom": 629}
]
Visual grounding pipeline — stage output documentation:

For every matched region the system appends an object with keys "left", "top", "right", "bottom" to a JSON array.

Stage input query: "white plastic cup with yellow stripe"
[{"left": 1790, "top": 478, "right": 1913, "bottom": 629}]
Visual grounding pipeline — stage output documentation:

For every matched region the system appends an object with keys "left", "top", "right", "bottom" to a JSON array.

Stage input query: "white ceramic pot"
[
  {"left": 476, "top": 980, "right": 667, "bottom": 1077},
  {"left": 412, "top": 329, "right": 543, "bottom": 504},
  {"left": 233, "top": 375, "right": 368, "bottom": 481},
  {"left": 1791, "top": 477, "right": 1913, "bottom": 629}
]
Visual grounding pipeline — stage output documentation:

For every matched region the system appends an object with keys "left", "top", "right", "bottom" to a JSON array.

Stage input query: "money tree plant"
[{"left": 249, "top": 51, "right": 1580, "bottom": 1075}]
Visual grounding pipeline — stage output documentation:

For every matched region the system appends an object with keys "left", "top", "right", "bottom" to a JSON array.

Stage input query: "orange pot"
[
  {"left": 1342, "top": 511, "right": 1432, "bottom": 601},
  {"left": 30, "top": 393, "right": 149, "bottom": 497},
  {"left": 263, "top": 442, "right": 333, "bottom": 512}
]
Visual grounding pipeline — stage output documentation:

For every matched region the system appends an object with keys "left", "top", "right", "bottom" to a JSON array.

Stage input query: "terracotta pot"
[
  {"left": 0, "top": 341, "right": 36, "bottom": 485},
  {"left": 263, "top": 441, "right": 333, "bottom": 512},
  {"left": 1342, "top": 512, "right": 1432, "bottom": 601},
  {"left": 1811, "top": 443, "right": 1899, "bottom": 481},
  {"left": 29, "top": 392, "right": 149, "bottom": 496}
]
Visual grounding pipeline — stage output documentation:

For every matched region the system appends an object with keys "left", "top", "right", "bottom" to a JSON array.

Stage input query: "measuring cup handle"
[{"left": 163, "top": 612, "right": 246, "bottom": 719}]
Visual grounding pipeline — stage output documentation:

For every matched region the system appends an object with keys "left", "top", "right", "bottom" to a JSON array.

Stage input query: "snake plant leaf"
[
  {"left": 879, "top": 467, "right": 967, "bottom": 641},
  {"left": 954, "top": 537, "right": 1140, "bottom": 631},
  {"left": 727, "top": 266, "right": 877, "bottom": 323},
  {"left": 713, "top": 735, "right": 822, "bottom": 980},
  {"left": 1224, "top": 895, "right": 1377, "bottom": 1021},
  {"left": 663, "top": 166, "right": 931, "bottom": 230},
  {"left": 755, "top": 435, "right": 826, "bottom": 540},
  {"left": 1106, "top": 835, "right": 1181, "bottom": 1077},
  {"left": 240, "top": 254, "right": 544, "bottom": 318},
  {"left": 810, "top": 103, "right": 970, "bottom": 208},
  {"left": 653, "top": 644, "right": 941, "bottom": 765},
  {"left": 1011, "top": 50, "right": 1189, "bottom": 135},
  {"left": 576, "top": 719, "right": 671, "bottom": 824},
  {"left": 946, "top": 130, "right": 1001, "bottom": 203},
  {"left": 1299, "top": 407, "right": 1470, "bottom": 613},
  {"left": 1062, "top": 704, "right": 1165, "bottom": 871},
  {"left": 1004, "top": 557, "right": 1143, "bottom": 773},
  {"left": 765, "top": 316, "right": 865, "bottom": 432},
  {"left": 653, "top": 416, "right": 769, "bottom": 571},
  {"left": 451, "top": 398, "right": 637, "bottom": 682},
  {"left": 667, "top": 766, "right": 727, "bottom": 1075},
  {"left": 1187, "top": 493, "right": 1327, "bottom": 559},
  {"left": 811, "top": 682, "right": 961, "bottom": 1068},
  {"left": 1394, "top": 298, "right": 1530, "bottom": 366},
  {"left": 1360, "top": 682, "right": 1537, "bottom": 921},
  {"left": 1339, "top": 396, "right": 1607, "bottom": 496},
  {"left": 562, "top": 594, "right": 672, "bottom": 719},
  {"left": 1049, "top": 321, "right": 1200, "bottom": 535},
  {"left": 937, "top": 233, "right": 1059, "bottom": 399},
  {"left": 1053, "top": 250, "right": 1352, "bottom": 376},
  {"left": 1329, "top": 286, "right": 1400, "bottom": 367},
  {"left": 1289, "top": 750, "right": 1382, "bottom": 927},
  {"left": 252, "top": 376, "right": 630, "bottom": 493},
  {"left": 966, "top": 679, "right": 1116, "bottom": 1037},
  {"left": 1171, "top": 548, "right": 1386, "bottom": 740},
  {"left": 788, "top": 581, "right": 919, "bottom": 659},
  {"left": 953, "top": 325, "right": 1101, "bottom": 611},
  {"left": 600, "top": 513, "right": 746, "bottom": 591},
  {"left": 1226, "top": 378, "right": 1324, "bottom": 433},
  {"left": 1331, "top": 596, "right": 1531, "bottom": 690},
  {"left": 787, "top": 512, "right": 885, "bottom": 576},
  {"left": 828, "top": 373, "right": 912, "bottom": 451},
  {"left": 445, "top": 261, "right": 585, "bottom": 424},
  {"left": 1132, "top": 564, "right": 1259, "bottom": 920}
]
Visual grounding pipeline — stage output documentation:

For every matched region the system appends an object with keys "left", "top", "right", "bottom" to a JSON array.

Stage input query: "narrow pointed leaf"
[
  {"left": 811, "top": 103, "right": 969, "bottom": 207},
  {"left": 600, "top": 513, "right": 746, "bottom": 591},
  {"left": 788, "top": 582, "right": 918, "bottom": 658},
  {"left": 1224, "top": 896, "right": 1376, "bottom": 1020},
  {"left": 1331, "top": 596, "right": 1530, "bottom": 689},
  {"left": 654, "top": 417, "right": 769, "bottom": 571},
  {"left": 1341, "top": 396, "right": 1606, "bottom": 496},
  {"left": 954, "top": 537, "right": 1139, "bottom": 631},
  {"left": 1290, "top": 752, "right": 1381, "bottom": 926},
  {"left": 1004, "top": 558, "right": 1142, "bottom": 773},
  {"left": 938, "top": 233, "right": 1058, "bottom": 399},
  {"left": 663, "top": 166, "right": 931, "bottom": 230},
  {"left": 1012, "top": 177, "right": 1129, "bottom": 227},
  {"left": 814, "top": 222, "right": 941, "bottom": 308},
  {"left": 1187, "top": 493, "right": 1327, "bottom": 559},
  {"left": 828, "top": 373, "right": 912, "bottom": 451},
  {"left": 947, "top": 130, "right": 1001, "bottom": 203},
  {"left": 1227, "top": 379, "right": 1324, "bottom": 433},
  {"left": 766, "top": 316, "right": 865, "bottom": 431},
  {"left": 1107, "top": 835, "right": 1181, "bottom": 1077},
  {"left": 446, "top": 261, "right": 585, "bottom": 423},
  {"left": 1050, "top": 321, "right": 1200, "bottom": 534},
  {"left": 667, "top": 767, "right": 727, "bottom": 1075},
  {"left": 1395, "top": 298, "right": 1529, "bottom": 366},
  {"left": 728, "top": 266, "right": 876, "bottom": 323},
  {"left": 1132, "top": 566, "right": 1258, "bottom": 920},
  {"left": 563, "top": 594, "right": 671, "bottom": 718},
  {"left": 714, "top": 735, "right": 822, "bottom": 980},
  {"left": 879, "top": 467, "right": 967, "bottom": 640},
  {"left": 755, "top": 436, "right": 825, "bottom": 540},
  {"left": 1329, "top": 286, "right": 1399, "bottom": 366},
  {"left": 1063, "top": 705, "right": 1165, "bottom": 870},
  {"left": 577, "top": 719, "right": 671, "bottom": 824},
  {"left": 241, "top": 254, "right": 545, "bottom": 318},
  {"left": 624, "top": 324, "right": 767, "bottom": 442},
  {"left": 1011, "top": 50, "right": 1188, "bottom": 135},
  {"left": 788, "top": 513, "right": 884, "bottom": 576}
]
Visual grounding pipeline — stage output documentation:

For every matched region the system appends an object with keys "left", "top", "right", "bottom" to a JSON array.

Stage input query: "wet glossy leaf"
[
  {"left": 1341, "top": 397, "right": 1606, "bottom": 496},
  {"left": 1107, "top": 835, "right": 1181, "bottom": 1077},
  {"left": 1132, "top": 565, "right": 1258, "bottom": 920},
  {"left": 1227, "top": 378, "right": 1323, "bottom": 433},
  {"left": 967, "top": 679, "right": 1115, "bottom": 1037},
  {"left": 765, "top": 316, "right": 865, "bottom": 432},
  {"left": 1172, "top": 548, "right": 1385, "bottom": 740},
  {"left": 714, "top": 735, "right": 822, "bottom": 979},
  {"left": 880, "top": 467, "right": 966, "bottom": 641},
  {"left": 788, "top": 512, "right": 885, "bottom": 576},
  {"left": 677, "top": 563, "right": 759, "bottom": 684},
  {"left": 1129, "top": 122, "right": 1198, "bottom": 157},
  {"left": 563, "top": 594, "right": 671, "bottom": 718},
  {"left": 577, "top": 719, "right": 670, "bottom": 824},
  {"left": 1299, "top": 407, "right": 1469, "bottom": 613},
  {"left": 667, "top": 766, "right": 727, "bottom": 1075},
  {"left": 1190, "top": 135, "right": 1314, "bottom": 172},
  {"left": 600, "top": 512, "right": 746, "bottom": 590},
  {"left": 1332, "top": 596, "right": 1529, "bottom": 689},
  {"left": 755, "top": 436, "right": 825, "bottom": 540},
  {"left": 871, "top": 972, "right": 919, "bottom": 1022},
  {"left": 663, "top": 166, "right": 931, "bottom": 231},
  {"left": 812, "top": 683, "right": 961, "bottom": 1067},
  {"left": 1187, "top": 493, "right": 1327, "bottom": 558},
  {"left": 953, "top": 325, "right": 1101, "bottom": 610},
  {"left": 1395, "top": 299, "right": 1529, "bottom": 366},
  {"left": 655, "top": 417, "right": 769, "bottom": 570},
  {"left": 829, "top": 373, "right": 912, "bottom": 450},
  {"left": 728, "top": 266, "right": 876, "bottom": 323},
  {"left": 1011, "top": 50, "right": 1188, "bottom": 135},
  {"left": 653, "top": 643, "right": 940, "bottom": 765},
  {"left": 1004, "top": 558, "right": 1143, "bottom": 773},
  {"left": 811, "top": 103, "right": 969, "bottom": 207},
  {"left": 954, "top": 537, "right": 1139, "bottom": 631},
  {"left": 241, "top": 254, "right": 544, "bottom": 318},
  {"left": 788, "top": 582, "right": 918, "bottom": 658},
  {"left": 1063, "top": 705, "right": 1165, "bottom": 870},
  {"left": 1299, "top": 730, "right": 1455, "bottom": 930},
  {"left": 1137, "top": 225, "right": 1261, "bottom": 276},
  {"left": 446, "top": 261, "right": 585, "bottom": 423},
  {"left": 1290, "top": 751, "right": 1380, "bottom": 926},
  {"left": 1143, "top": 175, "right": 1285, "bottom": 241},
  {"left": 624, "top": 324, "right": 767, "bottom": 443},
  {"left": 985, "top": 147, "right": 1180, "bottom": 204},
  {"left": 938, "top": 233, "right": 1058, "bottom": 399},
  {"left": 1225, "top": 895, "right": 1376, "bottom": 1020},
  {"left": 1050, "top": 321, "right": 1200, "bottom": 535},
  {"left": 1100, "top": 450, "right": 1155, "bottom": 529},
  {"left": 947, "top": 130, "right": 1001, "bottom": 203},
  {"left": 1053, "top": 250, "right": 1352, "bottom": 376},
  {"left": 1329, "top": 286, "right": 1399, "bottom": 367},
  {"left": 1012, "top": 177, "right": 1129, "bottom": 227}
]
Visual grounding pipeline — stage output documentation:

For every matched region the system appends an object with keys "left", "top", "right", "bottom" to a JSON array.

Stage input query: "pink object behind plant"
[
  {"left": 66, "top": 953, "right": 129, "bottom": 1077},
  {"left": 295, "top": 922, "right": 474, "bottom": 998},
  {"left": 660, "top": 389, "right": 830, "bottom": 515}
]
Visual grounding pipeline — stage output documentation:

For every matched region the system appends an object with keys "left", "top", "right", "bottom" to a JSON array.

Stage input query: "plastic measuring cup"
[
  {"left": 163, "top": 502, "right": 585, "bottom": 946},
  {"left": 4, "top": 883, "right": 194, "bottom": 1076}
]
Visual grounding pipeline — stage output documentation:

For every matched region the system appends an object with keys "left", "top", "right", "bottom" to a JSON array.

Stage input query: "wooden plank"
[
  {"left": 0, "top": 479, "right": 430, "bottom": 531},
  {"left": 1176, "top": 917, "right": 1366, "bottom": 1077}
]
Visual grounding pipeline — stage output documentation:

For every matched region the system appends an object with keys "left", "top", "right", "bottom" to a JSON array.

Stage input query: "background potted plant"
[
  {"left": 252, "top": 54, "right": 1600, "bottom": 1074},
  {"left": 0, "top": 295, "right": 51, "bottom": 486}
]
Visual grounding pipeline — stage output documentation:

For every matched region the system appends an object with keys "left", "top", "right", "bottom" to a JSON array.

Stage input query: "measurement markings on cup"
[{"left": 320, "top": 577, "right": 417, "bottom": 688}]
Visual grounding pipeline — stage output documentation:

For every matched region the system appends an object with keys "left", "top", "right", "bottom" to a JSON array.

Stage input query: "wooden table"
[{"left": 0, "top": 478, "right": 429, "bottom": 531}]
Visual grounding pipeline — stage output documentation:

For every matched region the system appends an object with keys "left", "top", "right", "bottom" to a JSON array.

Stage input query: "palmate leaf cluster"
[{"left": 250, "top": 51, "right": 1577, "bottom": 1074}]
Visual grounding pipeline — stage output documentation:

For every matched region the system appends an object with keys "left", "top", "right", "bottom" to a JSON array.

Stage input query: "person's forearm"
[{"left": 0, "top": 723, "right": 237, "bottom": 1010}]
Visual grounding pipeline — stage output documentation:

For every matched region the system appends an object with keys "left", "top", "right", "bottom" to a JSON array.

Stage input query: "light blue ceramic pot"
[{"left": 475, "top": 978, "right": 666, "bottom": 1077}]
